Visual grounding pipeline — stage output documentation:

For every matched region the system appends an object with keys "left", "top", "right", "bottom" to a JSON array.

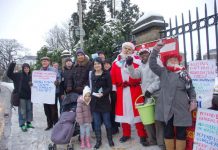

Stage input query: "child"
[{"left": 76, "top": 86, "right": 92, "bottom": 149}]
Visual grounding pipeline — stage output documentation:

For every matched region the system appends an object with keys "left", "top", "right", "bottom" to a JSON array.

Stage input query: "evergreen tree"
[
  {"left": 84, "top": 20, "right": 124, "bottom": 59},
  {"left": 83, "top": 0, "right": 106, "bottom": 40},
  {"left": 116, "top": 0, "right": 140, "bottom": 41}
]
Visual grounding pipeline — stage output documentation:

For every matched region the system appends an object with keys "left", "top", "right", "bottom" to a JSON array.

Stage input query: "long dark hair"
[{"left": 93, "top": 57, "right": 105, "bottom": 72}]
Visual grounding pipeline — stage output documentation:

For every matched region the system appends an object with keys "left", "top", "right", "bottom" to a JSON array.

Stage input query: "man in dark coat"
[{"left": 40, "top": 57, "right": 61, "bottom": 131}]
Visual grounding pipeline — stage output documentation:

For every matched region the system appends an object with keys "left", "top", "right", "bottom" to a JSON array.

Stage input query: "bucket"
[{"left": 135, "top": 95, "right": 155, "bottom": 125}]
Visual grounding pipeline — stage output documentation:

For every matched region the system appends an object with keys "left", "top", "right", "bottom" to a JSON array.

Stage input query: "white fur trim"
[
  {"left": 114, "top": 68, "right": 142, "bottom": 124},
  {"left": 112, "top": 84, "right": 117, "bottom": 91},
  {"left": 122, "top": 42, "right": 135, "bottom": 50}
]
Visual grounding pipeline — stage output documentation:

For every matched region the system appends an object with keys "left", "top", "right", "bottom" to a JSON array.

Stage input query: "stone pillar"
[{"left": 132, "top": 15, "right": 167, "bottom": 45}]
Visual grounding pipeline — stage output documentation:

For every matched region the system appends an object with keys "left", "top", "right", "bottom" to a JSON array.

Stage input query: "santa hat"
[
  {"left": 161, "top": 51, "right": 182, "bottom": 66},
  {"left": 139, "top": 45, "right": 151, "bottom": 55},
  {"left": 83, "top": 86, "right": 91, "bottom": 99},
  {"left": 122, "top": 42, "right": 135, "bottom": 51}
]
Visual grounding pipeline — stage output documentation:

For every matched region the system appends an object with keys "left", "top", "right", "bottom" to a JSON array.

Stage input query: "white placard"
[
  {"left": 31, "top": 71, "right": 56, "bottom": 104},
  {"left": 193, "top": 108, "right": 218, "bottom": 150},
  {"left": 189, "top": 60, "right": 216, "bottom": 108}
]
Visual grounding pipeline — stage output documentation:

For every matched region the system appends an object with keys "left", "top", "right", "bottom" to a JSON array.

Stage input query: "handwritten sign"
[
  {"left": 189, "top": 60, "right": 216, "bottom": 108},
  {"left": 193, "top": 108, "right": 218, "bottom": 150},
  {"left": 31, "top": 71, "right": 56, "bottom": 104}
]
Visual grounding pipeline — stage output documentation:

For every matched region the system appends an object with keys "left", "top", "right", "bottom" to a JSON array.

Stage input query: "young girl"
[
  {"left": 76, "top": 86, "right": 92, "bottom": 148},
  {"left": 90, "top": 57, "right": 114, "bottom": 149}
]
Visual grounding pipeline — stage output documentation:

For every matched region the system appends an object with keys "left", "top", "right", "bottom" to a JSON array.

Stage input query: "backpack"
[{"left": 10, "top": 74, "right": 23, "bottom": 107}]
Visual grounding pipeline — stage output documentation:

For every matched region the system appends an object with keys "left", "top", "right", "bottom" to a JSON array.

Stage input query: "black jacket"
[
  {"left": 7, "top": 62, "right": 31, "bottom": 100},
  {"left": 60, "top": 66, "right": 74, "bottom": 95},
  {"left": 90, "top": 70, "right": 112, "bottom": 112},
  {"left": 73, "top": 57, "right": 92, "bottom": 94}
]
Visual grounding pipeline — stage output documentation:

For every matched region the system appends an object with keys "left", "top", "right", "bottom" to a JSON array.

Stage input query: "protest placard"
[
  {"left": 31, "top": 70, "right": 56, "bottom": 104},
  {"left": 193, "top": 108, "right": 218, "bottom": 150},
  {"left": 189, "top": 60, "right": 216, "bottom": 108}
]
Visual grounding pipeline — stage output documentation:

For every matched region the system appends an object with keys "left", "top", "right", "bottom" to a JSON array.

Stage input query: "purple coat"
[{"left": 76, "top": 96, "right": 92, "bottom": 125}]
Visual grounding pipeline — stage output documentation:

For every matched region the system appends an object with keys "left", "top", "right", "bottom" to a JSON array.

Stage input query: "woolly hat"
[
  {"left": 40, "top": 56, "right": 50, "bottom": 61},
  {"left": 83, "top": 86, "right": 91, "bottom": 99},
  {"left": 122, "top": 42, "right": 135, "bottom": 51},
  {"left": 161, "top": 52, "right": 182, "bottom": 66},
  {"left": 65, "top": 57, "right": 72, "bottom": 63},
  {"left": 76, "top": 48, "right": 85, "bottom": 56}
]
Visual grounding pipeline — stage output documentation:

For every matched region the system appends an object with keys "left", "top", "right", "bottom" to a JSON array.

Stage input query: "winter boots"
[
  {"left": 80, "top": 137, "right": 85, "bottom": 149},
  {"left": 94, "top": 130, "right": 102, "bottom": 149},
  {"left": 86, "top": 136, "right": 91, "bottom": 148},
  {"left": 164, "top": 139, "right": 174, "bottom": 150},
  {"left": 176, "top": 140, "right": 186, "bottom": 150},
  {"left": 164, "top": 139, "right": 186, "bottom": 150},
  {"left": 106, "top": 128, "right": 114, "bottom": 147},
  {"left": 80, "top": 136, "right": 91, "bottom": 149}
]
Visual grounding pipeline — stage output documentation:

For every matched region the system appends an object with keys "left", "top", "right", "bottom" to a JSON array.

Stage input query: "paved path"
[{"left": 0, "top": 82, "right": 161, "bottom": 150}]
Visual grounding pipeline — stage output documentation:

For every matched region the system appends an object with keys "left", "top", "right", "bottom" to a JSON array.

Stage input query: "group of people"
[{"left": 7, "top": 40, "right": 198, "bottom": 150}]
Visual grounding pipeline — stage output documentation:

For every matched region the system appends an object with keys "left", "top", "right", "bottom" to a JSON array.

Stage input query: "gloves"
[
  {"left": 28, "top": 82, "right": 33, "bottom": 86},
  {"left": 66, "top": 87, "right": 72, "bottom": 93},
  {"left": 153, "top": 40, "right": 164, "bottom": 52},
  {"left": 126, "top": 56, "right": 133, "bottom": 66},
  {"left": 54, "top": 80, "right": 59, "bottom": 86},
  {"left": 189, "top": 100, "right": 197, "bottom": 112},
  {"left": 144, "top": 90, "right": 151, "bottom": 98}
]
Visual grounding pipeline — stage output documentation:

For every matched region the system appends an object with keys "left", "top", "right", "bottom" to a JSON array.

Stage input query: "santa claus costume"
[{"left": 110, "top": 42, "right": 148, "bottom": 146}]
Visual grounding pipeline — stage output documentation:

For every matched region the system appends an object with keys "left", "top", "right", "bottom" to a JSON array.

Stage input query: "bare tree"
[
  {"left": 45, "top": 25, "right": 72, "bottom": 51},
  {"left": 0, "top": 39, "right": 24, "bottom": 71}
]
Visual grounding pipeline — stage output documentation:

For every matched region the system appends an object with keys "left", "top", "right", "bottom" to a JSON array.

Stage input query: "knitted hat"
[
  {"left": 83, "top": 86, "right": 91, "bottom": 99},
  {"left": 122, "top": 42, "right": 135, "bottom": 51},
  {"left": 65, "top": 57, "right": 72, "bottom": 63},
  {"left": 40, "top": 56, "right": 50, "bottom": 61},
  {"left": 76, "top": 48, "right": 85, "bottom": 56}
]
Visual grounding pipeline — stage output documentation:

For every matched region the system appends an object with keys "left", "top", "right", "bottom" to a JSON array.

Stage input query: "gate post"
[{"left": 132, "top": 14, "right": 167, "bottom": 45}]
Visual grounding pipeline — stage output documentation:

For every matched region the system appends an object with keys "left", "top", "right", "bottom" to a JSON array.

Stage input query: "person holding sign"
[
  {"left": 149, "top": 40, "right": 197, "bottom": 150},
  {"left": 7, "top": 62, "right": 34, "bottom": 132},
  {"left": 40, "top": 56, "right": 61, "bottom": 131}
]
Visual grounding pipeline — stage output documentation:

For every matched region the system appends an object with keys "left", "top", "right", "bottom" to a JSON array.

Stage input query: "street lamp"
[{"left": 78, "top": 0, "right": 85, "bottom": 48}]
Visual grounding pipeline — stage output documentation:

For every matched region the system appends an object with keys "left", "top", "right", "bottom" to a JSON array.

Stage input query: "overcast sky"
[{"left": 0, "top": 0, "right": 215, "bottom": 55}]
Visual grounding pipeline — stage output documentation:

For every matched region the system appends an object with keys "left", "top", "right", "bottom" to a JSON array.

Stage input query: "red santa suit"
[{"left": 111, "top": 43, "right": 147, "bottom": 138}]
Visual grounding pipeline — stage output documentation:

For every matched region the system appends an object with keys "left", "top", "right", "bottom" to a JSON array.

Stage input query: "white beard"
[{"left": 120, "top": 53, "right": 132, "bottom": 60}]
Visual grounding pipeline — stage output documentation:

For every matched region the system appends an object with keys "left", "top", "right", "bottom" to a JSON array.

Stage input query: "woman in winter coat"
[
  {"left": 90, "top": 57, "right": 114, "bottom": 149},
  {"left": 149, "top": 41, "right": 197, "bottom": 150},
  {"left": 73, "top": 48, "right": 92, "bottom": 95},
  {"left": 76, "top": 86, "right": 92, "bottom": 149},
  {"left": 7, "top": 61, "right": 34, "bottom": 132}
]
